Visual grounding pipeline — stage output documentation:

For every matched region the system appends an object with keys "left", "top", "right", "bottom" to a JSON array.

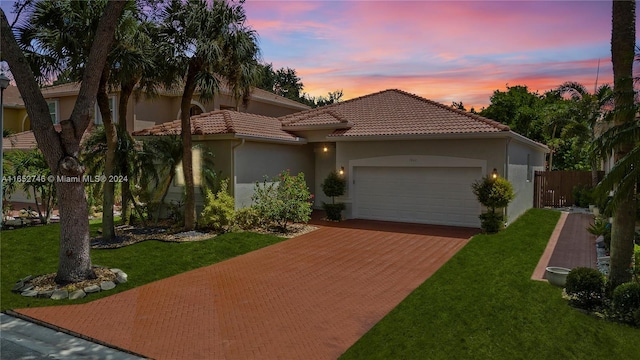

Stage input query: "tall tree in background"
[
  {"left": 0, "top": 2, "right": 126, "bottom": 283},
  {"left": 605, "top": 0, "right": 637, "bottom": 289},
  {"left": 158, "top": 0, "right": 260, "bottom": 230},
  {"left": 557, "top": 81, "right": 613, "bottom": 185}
]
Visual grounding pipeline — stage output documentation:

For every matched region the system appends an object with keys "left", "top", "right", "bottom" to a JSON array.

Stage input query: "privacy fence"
[{"left": 533, "top": 170, "right": 604, "bottom": 208}]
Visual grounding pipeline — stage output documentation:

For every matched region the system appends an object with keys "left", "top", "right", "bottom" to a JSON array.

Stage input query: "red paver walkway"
[
  {"left": 532, "top": 211, "right": 598, "bottom": 281},
  {"left": 15, "top": 220, "right": 477, "bottom": 360}
]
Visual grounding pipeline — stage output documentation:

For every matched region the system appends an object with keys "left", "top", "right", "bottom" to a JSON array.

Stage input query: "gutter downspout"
[
  {"left": 504, "top": 136, "right": 511, "bottom": 225},
  {"left": 231, "top": 139, "right": 246, "bottom": 209}
]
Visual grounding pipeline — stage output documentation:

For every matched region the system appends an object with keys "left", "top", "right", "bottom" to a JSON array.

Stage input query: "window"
[
  {"left": 527, "top": 154, "right": 532, "bottom": 181},
  {"left": 94, "top": 96, "right": 118, "bottom": 125},
  {"left": 47, "top": 100, "right": 59, "bottom": 124}
]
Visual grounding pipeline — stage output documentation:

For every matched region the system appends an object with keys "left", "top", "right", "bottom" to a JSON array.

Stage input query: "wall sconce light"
[
  {"left": 339, "top": 166, "right": 345, "bottom": 176},
  {"left": 323, "top": 145, "right": 328, "bottom": 152},
  {"left": 491, "top": 168, "right": 498, "bottom": 180}
]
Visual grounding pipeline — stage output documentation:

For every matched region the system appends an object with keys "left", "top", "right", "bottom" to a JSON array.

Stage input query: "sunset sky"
[
  {"left": 1, "top": 1, "right": 635, "bottom": 110},
  {"left": 243, "top": 0, "right": 627, "bottom": 109}
]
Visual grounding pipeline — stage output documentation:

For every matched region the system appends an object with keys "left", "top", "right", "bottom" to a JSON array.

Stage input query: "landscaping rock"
[
  {"left": 38, "top": 290, "right": 54, "bottom": 298},
  {"left": 12, "top": 281, "right": 25, "bottom": 292},
  {"left": 21, "top": 275, "right": 34, "bottom": 282},
  {"left": 84, "top": 285, "right": 101, "bottom": 293},
  {"left": 19, "top": 285, "right": 34, "bottom": 292},
  {"left": 115, "top": 272, "right": 128, "bottom": 284},
  {"left": 21, "top": 290, "right": 39, "bottom": 297},
  {"left": 69, "top": 290, "right": 86, "bottom": 300},
  {"left": 100, "top": 281, "right": 116, "bottom": 291},
  {"left": 51, "top": 290, "right": 69, "bottom": 300}
]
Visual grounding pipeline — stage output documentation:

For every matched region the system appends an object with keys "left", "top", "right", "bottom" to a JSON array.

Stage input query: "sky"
[
  {"left": 1, "top": 0, "right": 635, "bottom": 110},
  {"left": 243, "top": 0, "right": 628, "bottom": 109}
]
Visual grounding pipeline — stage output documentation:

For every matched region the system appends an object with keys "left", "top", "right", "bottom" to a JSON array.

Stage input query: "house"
[
  {"left": 134, "top": 89, "right": 549, "bottom": 228},
  {"left": 2, "top": 82, "right": 309, "bottom": 135},
  {"left": 2, "top": 82, "right": 309, "bottom": 207}
]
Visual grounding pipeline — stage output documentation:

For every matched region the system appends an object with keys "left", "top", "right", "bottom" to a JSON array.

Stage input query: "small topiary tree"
[
  {"left": 321, "top": 171, "right": 346, "bottom": 221},
  {"left": 200, "top": 179, "right": 235, "bottom": 232},
  {"left": 471, "top": 176, "right": 514, "bottom": 233}
]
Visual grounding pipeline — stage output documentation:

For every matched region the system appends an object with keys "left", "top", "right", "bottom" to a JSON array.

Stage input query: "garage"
[{"left": 353, "top": 166, "right": 482, "bottom": 227}]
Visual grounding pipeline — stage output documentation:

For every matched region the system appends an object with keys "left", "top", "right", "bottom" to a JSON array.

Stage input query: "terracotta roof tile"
[
  {"left": 279, "top": 89, "right": 510, "bottom": 137},
  {"left": 132, "top": 110, "right": 300, "bottom": 142}
]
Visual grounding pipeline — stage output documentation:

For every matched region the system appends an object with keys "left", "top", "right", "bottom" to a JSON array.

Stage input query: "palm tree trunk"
[
  {"left": 180, "top": 61, "right": 199, "bottom": 230},
  {"left": 117, "top": 78, "right": 137, "bottom": 225},
  {"left": 97, "top": 69, "right": 117, "bottom": 241},
  {"left": 609, "top": 0, "right": 636, "bottom": 289}
]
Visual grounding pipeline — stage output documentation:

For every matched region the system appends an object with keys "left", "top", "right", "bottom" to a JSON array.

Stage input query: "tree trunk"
[
  {"left": 117, "top": 79, "right": 137, "bottom": 225},
  {"left": 1, "top": 3, "right": 126, "bottom": 284},
  {"left": 97, "top": 69, "right": 117, "bottom": 241},
  {"left": 609, "top": 0, "right": 636, "bottom": 289},
  {"left": 180, "top": 61, "right": 199, "bottom": 230}
]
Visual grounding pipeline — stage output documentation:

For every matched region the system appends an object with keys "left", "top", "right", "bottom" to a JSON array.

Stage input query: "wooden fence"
[{"left": 533, "top": 171, "right": 604, "bottom": 208}]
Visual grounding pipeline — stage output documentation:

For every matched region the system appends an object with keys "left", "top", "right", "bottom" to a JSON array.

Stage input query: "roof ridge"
[
  {"left": 278, "top": 89, "right": 397, "bottom": 122},
  {"left": 221, "top": 110, "right": 236, "bottom": 133},
  {"left": 390, "top": 89, "right": 510, "bottom": 132}
]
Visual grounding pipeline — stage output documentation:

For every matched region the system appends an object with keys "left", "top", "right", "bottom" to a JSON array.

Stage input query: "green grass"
[
  {"left": 1, "top": 223, "right": 284, "bottom": 311},
  {"left": 341, "top": 209, "right": 640, "bottom": 360}
]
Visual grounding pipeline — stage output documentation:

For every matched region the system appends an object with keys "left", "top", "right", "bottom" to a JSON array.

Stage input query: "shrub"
[
  {"left": 612, "top": 282, "right": 640, "bottom": 325},
  {"left": 478, "top": 212, "right": 504, "bottom": 233},
  {"left": 565, "top": 267, "right": 605, "bottom": 310},
  {"left": 252, "top": 170, "right": 313, "bottom": 231},
  {"left": 572, "top": 185, "right": 593, "bottom": 208},
  {"left": 321, "top": 171, "right": 347, "bottom": 221},
  {"left": 200, "top": 179, "right": 235, "bottom": 232},
  {"left": 471, "top": 176, "right": 514, "bottom": 212},
  {"left": 471, "top": 176, "right": 514, "bottom": 233},
  {"left": 322, "top": 203, "right": 346, "bottom": 221},
  {"left": 234, "top": 206, "right": 261, "bottom": 230}
]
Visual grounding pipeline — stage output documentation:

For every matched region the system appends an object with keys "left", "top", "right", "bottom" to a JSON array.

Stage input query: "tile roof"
[
  {"left": 279, "top": 89, "right": 510, "bottom": 137},
  {"left": 3, "top": 124, "right": 95, "bottom": 151},
  {"left": 2, "top": 130, "right": 39, "bottom": 151},
  {"left": 2, "top": 86, "right": 25, "bottom": 108},
  {"left": 280, "top": 109, "right": 351, "bottom": 128},
  {"left": 132, "top": 110, "right": 302, "bottom": 142}
]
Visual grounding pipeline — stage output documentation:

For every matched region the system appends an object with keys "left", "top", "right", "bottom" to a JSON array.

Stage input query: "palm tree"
[
  {"left": 158, "top": 0, "right": 260, "bottom": 230},
  {"left": 20, "top": 0, "right": 158, "bottom": 239},
  {"left": 557, "top": 81, "right": 613, "bottom": 185},
  {"left": 1, "top": 2, "right": 126, "bottom": 283},
  {"left": 606, "top": 0, "right": 637, "bottom": 290}
]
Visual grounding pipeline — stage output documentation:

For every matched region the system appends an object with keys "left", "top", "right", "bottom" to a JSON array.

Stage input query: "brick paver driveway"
[{"left": 15, "top": 220, "right": 478, "bottom": 360}]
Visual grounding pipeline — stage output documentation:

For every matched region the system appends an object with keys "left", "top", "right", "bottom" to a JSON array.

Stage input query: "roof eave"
[
  {"left": 281, "top": 123, "right": 353, "bottom": 131},
  {"left": 329, "top": 130, "right": 549, "bottom": 152}
]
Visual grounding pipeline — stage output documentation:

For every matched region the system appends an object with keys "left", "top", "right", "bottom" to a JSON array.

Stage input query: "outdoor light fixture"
[
  {"left": 339, "top": 166, "right": 345, "bottom": 176},
  {"left": 491, "top": 168, "right": 499, "bottom": 180},
  {"left": 0, "top": 72, "right": 10, "bottom": 228},
  {"left": 323, "top": 145, "right": 328, "bottom": 152}
]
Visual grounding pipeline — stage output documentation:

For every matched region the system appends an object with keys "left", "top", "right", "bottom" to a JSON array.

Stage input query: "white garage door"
[{"left": 354, "top": 166, "right": 481, "bottom": 227}]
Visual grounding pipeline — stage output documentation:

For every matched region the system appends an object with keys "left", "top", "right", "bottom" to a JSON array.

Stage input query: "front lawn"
[
  {"left": 1, "top": 223, "right": 284, "bottom": 311},
  {"left": 341, "top": 209, "right": 640, "bottom": 359}
]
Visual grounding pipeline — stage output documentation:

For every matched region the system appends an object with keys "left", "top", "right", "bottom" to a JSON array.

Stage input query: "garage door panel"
[{"left": 354, "top": 166, "right": 481, "bottom": 227}]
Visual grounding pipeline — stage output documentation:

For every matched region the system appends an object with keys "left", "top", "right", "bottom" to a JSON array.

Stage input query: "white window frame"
[
  {"left": 47, "top": 100, "right": 59, "bottom": 124},
  {"left": 94, "top": 96, "right": 118, "bottom": 125}
]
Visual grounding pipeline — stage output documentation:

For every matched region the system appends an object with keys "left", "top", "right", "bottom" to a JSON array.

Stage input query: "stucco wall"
[
  {"left": 506, "top": 139, "right": 546, "bottom": 224},
  {"left": 234, "top": 142, "right": 314, "bottom": 209},
  {"left": 314, "top": 144, "right": 337, "bottom": 208}
]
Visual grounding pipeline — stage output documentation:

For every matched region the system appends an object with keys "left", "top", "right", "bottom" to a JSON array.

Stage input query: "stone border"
[{"left": 11, "top": 269, "right": 128, "bottom": 300}]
